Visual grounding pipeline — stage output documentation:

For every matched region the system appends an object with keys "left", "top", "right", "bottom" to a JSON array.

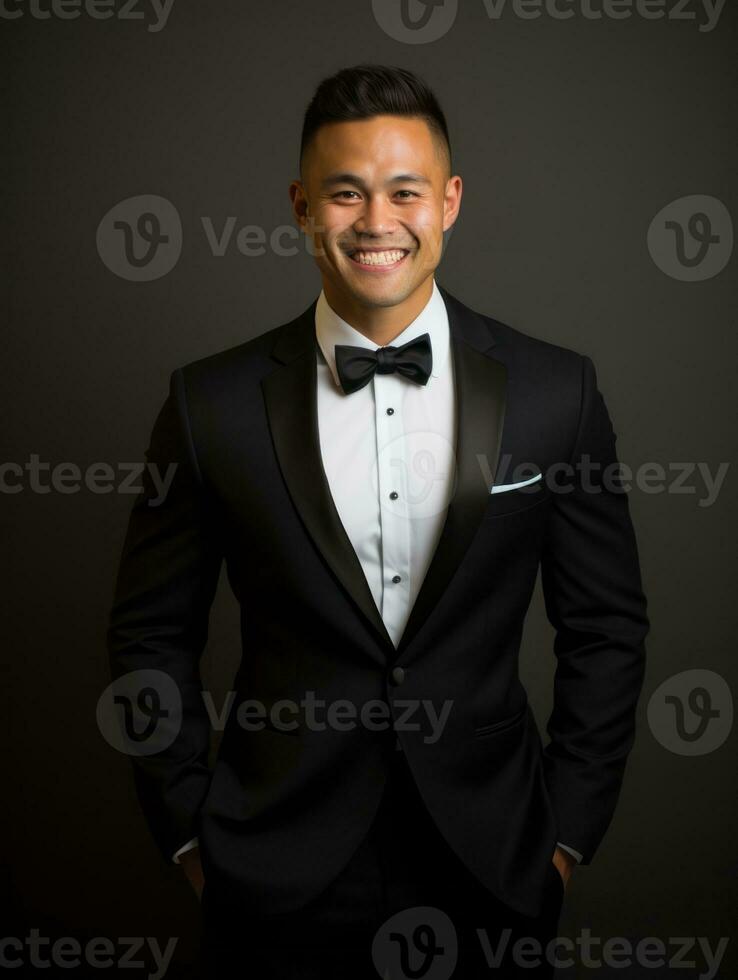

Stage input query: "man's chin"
[
  {"left": 337, "top": 267, "right": 424, "bottom": 308},
  {"left": 345, "top": 281, "right": 417, "bottom": 309}
]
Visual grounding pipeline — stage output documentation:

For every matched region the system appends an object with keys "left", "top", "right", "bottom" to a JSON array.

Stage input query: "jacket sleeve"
[
  {"left": 540, "top": 354, "right": 649, "bottom": 865},
  {"left": 106, "top": 368, "right": 223, "bottom": 863}
]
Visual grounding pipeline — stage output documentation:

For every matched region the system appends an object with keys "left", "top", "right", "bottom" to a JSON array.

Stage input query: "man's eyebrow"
[{"left": 320, "top": 172, "right": 431, "bottom": 188}]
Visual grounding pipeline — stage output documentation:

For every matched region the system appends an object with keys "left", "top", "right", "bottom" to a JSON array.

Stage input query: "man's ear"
[
  {"left": 289, "top": 180, "right": 309, "bottom": 231},
  {"left": 442, "top": 175, "right": 463, "bottom": 233}
]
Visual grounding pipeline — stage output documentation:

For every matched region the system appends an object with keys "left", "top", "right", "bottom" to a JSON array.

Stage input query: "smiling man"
[
  {"left": 290, "top": 107, "right": 457, "bottom": 343},
  {"left": 107, "top": 65, "right": 649, "bottom": 979}
]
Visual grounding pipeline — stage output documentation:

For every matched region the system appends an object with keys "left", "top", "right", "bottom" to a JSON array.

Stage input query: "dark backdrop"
[{"left": 5, "top": 1, "right": 736, "bottom": 976}]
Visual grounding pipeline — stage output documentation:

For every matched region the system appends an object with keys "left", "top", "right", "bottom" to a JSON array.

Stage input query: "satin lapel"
[
  {"left": 394, "top": 286, "right": 507, "bottom": 658},
  {"left": 262, "top": 301, "right": 396, "bottom": 661}
]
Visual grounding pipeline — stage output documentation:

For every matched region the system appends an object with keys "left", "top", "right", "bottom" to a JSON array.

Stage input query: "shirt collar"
[{"left": 315, "top": 278, "right": 450, "bottom": 390}]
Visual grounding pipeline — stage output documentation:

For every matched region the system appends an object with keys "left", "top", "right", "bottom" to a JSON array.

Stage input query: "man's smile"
[{"left": 345, "top": 247, "right": 412, "bottom": 270}]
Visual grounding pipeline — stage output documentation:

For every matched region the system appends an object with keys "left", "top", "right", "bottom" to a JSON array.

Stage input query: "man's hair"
[{"left": 299, "top": 64, "right": 452, "bottom": 176}]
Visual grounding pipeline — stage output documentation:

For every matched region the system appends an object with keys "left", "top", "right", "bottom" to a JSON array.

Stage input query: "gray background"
[{"left": 5, "top": 1, "right": 737, "bottom": 976}]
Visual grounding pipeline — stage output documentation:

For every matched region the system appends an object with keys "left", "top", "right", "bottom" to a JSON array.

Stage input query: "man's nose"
[{"left": 352, "top": 196, "right": 398, "bottom": 237}]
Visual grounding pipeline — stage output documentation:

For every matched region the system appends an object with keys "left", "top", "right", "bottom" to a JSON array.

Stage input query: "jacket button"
[{"left": 390, "top": 666, "right": 405, "bottom": 686}]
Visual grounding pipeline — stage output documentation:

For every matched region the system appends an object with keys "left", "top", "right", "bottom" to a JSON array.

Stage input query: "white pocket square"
[{"left": 490, "top": 473, "right": 543, "bottom": 494}]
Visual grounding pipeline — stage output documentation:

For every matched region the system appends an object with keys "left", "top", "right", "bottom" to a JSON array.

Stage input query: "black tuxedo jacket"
[{"left": 107, "top": 284, "right": 648, "bottom": 919}]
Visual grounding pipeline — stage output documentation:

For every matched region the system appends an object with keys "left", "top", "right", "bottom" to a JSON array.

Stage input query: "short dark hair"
[{"left": 299, "top": 64, "right": 452, "bottom": 175}]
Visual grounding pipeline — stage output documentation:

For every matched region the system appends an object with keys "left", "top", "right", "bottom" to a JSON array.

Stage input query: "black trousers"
[{"left": 201, "top": 746, "right": 565, "bottom": 979}]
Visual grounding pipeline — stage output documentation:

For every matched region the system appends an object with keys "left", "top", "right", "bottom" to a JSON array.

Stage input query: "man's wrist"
[{"left": 553, "top": 844, "right": 578, "bottom": 887}]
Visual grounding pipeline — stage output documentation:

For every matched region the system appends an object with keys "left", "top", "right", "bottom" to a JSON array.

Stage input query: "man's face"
[{"left": 290, "top": 115, "right": 462, "bottom": 311}]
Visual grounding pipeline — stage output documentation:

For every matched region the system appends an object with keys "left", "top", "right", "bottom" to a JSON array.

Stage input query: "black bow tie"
[{"left": 334, "top": 333, "right": 433, "bottom": 395}]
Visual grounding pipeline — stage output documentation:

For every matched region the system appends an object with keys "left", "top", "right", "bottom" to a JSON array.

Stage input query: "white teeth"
[{"left": 351, "top": 250, "right": 407, "bottom": 266}]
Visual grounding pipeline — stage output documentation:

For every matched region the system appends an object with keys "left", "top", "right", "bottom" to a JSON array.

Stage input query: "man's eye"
[{"left": 332, "top": 190, "right": 418, "bottom": 200}]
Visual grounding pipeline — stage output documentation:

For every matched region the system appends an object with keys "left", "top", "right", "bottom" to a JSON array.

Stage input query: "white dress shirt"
[
  {"left": 172, "top": 279, "right": 583, "bottom": 866},
  {"left": 315, "top": 278, "right": 456, "bottom": 650}
]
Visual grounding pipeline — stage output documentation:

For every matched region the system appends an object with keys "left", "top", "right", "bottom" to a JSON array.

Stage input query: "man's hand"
[
  {"left": 552, "top": 845, "right": 576, "bottom": 891},
  {"left": 179, "top": 846, "right": 205, "bottom": 900}
]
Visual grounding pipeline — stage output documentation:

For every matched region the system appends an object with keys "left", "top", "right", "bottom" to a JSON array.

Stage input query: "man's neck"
[{"left": 322, "top": 276, "right": 435, "bottom": 347}]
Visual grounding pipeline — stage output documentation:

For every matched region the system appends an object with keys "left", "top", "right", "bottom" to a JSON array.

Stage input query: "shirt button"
[
  {"left": 386, "top": 407, "right": 395, "bottom": 415},
  {"left": 390, "top": 666, "right": 405, "bottom": 685},
  {"left": 389, "top": 491, "right": 398, "bottom": 500},
  {"left": 391, "top": 575, "right": 401, "bottom": 584}
]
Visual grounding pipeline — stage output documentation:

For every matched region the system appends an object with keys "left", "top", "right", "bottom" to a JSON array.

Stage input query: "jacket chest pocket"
[{"left": 484, "top": 480, "right": 550, "bottom": 519}]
